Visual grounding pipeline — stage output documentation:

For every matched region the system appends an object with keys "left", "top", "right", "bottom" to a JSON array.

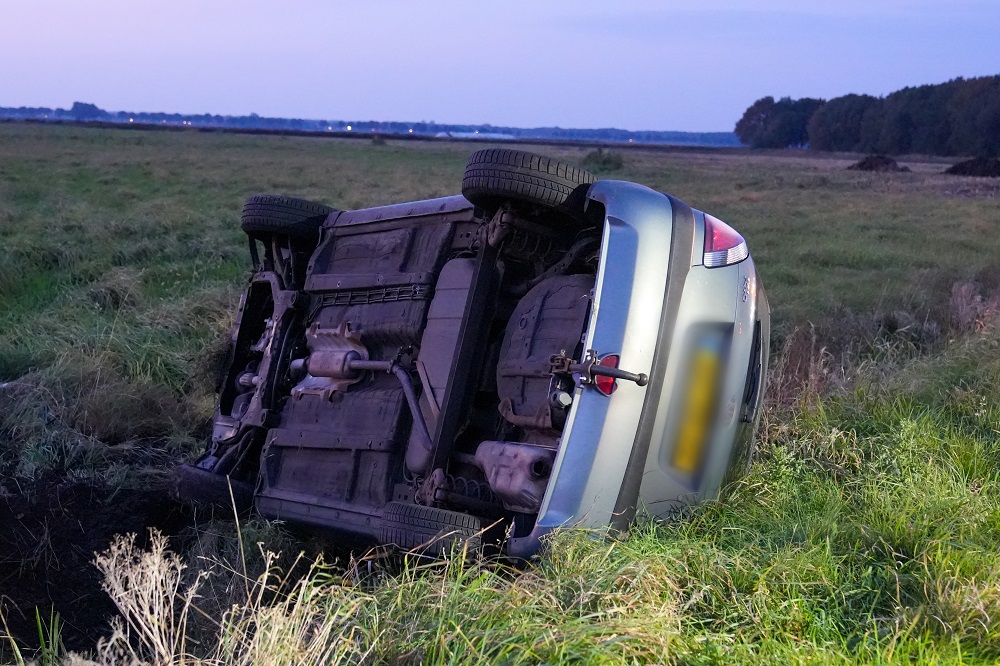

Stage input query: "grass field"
[{"left": 2, "top": 123, "right": 1000, "bottom": 664}]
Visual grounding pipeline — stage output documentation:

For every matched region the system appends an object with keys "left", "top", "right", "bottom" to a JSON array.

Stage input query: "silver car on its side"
[{"left": 177, "top": 149, "right": 770, "bottom": 558}]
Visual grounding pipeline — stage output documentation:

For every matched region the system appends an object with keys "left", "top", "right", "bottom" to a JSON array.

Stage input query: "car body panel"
[
  {"left": 532, "top": 182, "right": 676, "bottom": 532},
  {"left": 509, "top": 184, "right": 767, "bottom": 556}
]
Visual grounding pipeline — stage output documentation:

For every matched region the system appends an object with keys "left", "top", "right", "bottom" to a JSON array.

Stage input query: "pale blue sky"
[{"left": 2, "top": 0, "right": 998, "bottom": 131}]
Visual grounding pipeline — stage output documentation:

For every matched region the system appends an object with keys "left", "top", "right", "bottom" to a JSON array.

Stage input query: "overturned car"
[{"left": 177, "top": 149, "right": 770, "bottom": 557}]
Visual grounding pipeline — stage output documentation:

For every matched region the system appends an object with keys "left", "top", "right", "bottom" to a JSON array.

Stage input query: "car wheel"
[
  {"left": 380, "top": 502, "right": 482, "bottom": 555},
  {"left": 461, "top": 149, "right": 596, "bottom": 218},
  {"left": 240, "top": 194, "right": 334, "bottom": 244}
]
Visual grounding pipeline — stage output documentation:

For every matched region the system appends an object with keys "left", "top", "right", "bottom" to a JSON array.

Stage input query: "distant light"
[
  {"left": 408, "top": 128, "right": 413, "bottom": 133},
  {"left": 327, "top": 126, "right": 332, "bottom": 130},
  {"left": 371, "top": 128, "right": 375, "bottom": 132},
  {"left": 474, "top": 130, "right": 479, "bottom": 134},
  {"left": 346, "top": 125, "right": 352, "bottom": 131},
  {"left": 129, "top": 118, "right": 134, "bottom": 123},
  {"left": 628, "top": 138, "right": 633, "bottom": 143}
]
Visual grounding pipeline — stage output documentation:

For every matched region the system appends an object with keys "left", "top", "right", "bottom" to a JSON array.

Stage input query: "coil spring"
[{"left": 403, "top": 469, "right": 499, "bottom": 504}]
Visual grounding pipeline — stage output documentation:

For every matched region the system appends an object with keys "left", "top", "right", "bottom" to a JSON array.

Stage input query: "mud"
[
  {"left": 0, "top": 475, "right": 189, "bottom": 657},
  {"left": 846, "top": 154, "right": 911, "bottom": 172},
  {"left": 944, "top": 157, "right": 1000, "bottom": 177}
]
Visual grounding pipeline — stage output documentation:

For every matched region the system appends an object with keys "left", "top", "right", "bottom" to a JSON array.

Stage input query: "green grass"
[
  {"left": 80, "top": 329, "right": 1000, "bottom": 665},
  {"left": 0, "top": 124, "right": 473, "bottom": 477},
  {"left": 3, "top": 123, "right": 1000, "bottom": 663}
]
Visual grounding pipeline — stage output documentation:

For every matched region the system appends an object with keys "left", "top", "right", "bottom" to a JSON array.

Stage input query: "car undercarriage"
[{"left": 177, "top": 149, "right": 769, "bottom": 557}]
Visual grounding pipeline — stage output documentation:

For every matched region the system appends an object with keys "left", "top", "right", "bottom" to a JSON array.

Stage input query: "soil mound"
[
  {"left": 944, "top": 157, "right": 1000, "bottom": 177},
  {"left": 847, "top": 155, "right": 911, "bottom": 173}
]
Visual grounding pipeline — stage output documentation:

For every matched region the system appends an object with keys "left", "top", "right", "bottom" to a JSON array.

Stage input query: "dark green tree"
[
  {"left": 69, "top": 102, "right": 104, "bottom": 120},
  {"left": 734, "top": 96, "right": 776, "bottom": 147},
  {"left": 745, "top": 75, "right": 1000, "bottom": 157},
  {"left": 808, "top": 94, "right": 879, "bottom": 151},
  {"left": 735, "top": 96, "right": 824, "bottom": 148}
]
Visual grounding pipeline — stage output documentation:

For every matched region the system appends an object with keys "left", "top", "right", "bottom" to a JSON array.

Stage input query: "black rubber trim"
[
  {"left": 610, "top": 195, "right": 696, "bottom": 533},
  {"left": 174, "top": 464, "right": 255, "bottom": 514}
]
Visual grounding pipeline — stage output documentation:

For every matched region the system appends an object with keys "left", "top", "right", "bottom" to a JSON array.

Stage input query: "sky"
[{"left": 2, "top": 0, "right": 999, "bottom": 132}]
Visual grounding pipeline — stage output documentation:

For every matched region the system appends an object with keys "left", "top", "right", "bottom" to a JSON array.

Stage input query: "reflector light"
[
  {"left": 594, "top": 354, "right": 619, "bottom": 395},
  {"left": 703, "top": 214, "right": 749, "bottom": 268}
]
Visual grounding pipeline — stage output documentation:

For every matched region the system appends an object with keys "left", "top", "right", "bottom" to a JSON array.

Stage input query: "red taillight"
[
  {"left": 703, "top": 213, "right": 748, "bottom": 268},
  {"left": 594, "top": 354, "right": 619, "bottom": 395}
]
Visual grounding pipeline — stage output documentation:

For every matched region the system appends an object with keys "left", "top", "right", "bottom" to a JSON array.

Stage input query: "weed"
[
  {"left": 581, "top": 147, "right": 624, "bottom": 172},
  {"left": 1, "top": 611, "right": 26, "bottom": 666},
  {"left": 93, "top": 530, "right": 203, "bottom": 664},
  {"left": 34, "top": 608, "right": 65, "bottom": 666}
]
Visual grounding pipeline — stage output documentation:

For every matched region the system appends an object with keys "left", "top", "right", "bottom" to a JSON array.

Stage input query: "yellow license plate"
[{"left": 671, "top": 347, "right": 721, "bottom": 475}]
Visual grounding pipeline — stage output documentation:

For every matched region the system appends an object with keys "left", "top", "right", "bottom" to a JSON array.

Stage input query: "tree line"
[
  {"left": 0, "top": 103, "right": 741, "bottom": 148},
  {"left": 735, "top": 75, "right": 1000, "bottom": 156}
]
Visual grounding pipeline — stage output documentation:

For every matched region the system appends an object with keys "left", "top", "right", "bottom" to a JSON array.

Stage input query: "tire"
[
  {"left": 240, "top": 194, "right": 334, "bottom": 243},
  {"left": 380, "top": 502, "right": 482, "bottom": 555},
  {"left": 462, "top": 149, "right": 596, "bottom": 215}
]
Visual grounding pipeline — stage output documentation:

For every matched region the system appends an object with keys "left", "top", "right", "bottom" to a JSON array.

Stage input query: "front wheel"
[
  {"left": 240, "top": 194, "right": 334, "bottom": 244},
  {"left": 240, "top": 194, "right": 335, "bottom": 289}
]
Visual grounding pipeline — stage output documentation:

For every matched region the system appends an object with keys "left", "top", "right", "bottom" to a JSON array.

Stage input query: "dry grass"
[{"left": 73, "top": 528, "right": 684, "bottom": 666}]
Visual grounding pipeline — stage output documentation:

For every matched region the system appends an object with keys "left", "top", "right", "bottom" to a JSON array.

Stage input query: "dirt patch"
[
  {"left": 944, "top": 157, "right": 1000, "bottom": 178},
  {"left": 847, "top": 155, "right": 911, "bottom": 173},
  {"left": 0, "top": 475, "right": 189, "bottom": 657}
]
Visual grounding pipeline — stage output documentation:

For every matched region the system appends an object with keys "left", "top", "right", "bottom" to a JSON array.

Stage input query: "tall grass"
[{"left": 61, "top": 324, "right": 1000, "bottom": 665}]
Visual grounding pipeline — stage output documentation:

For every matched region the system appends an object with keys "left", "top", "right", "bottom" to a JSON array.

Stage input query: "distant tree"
[
  {"left": 735, "top": 96, "right": 824, "bottom": 148},
  {"left": 908, "top": 81, "right": 959, "bottom": 154},
  {"left": 878, "top": 102, "right": 915, "bottom": 153},
  {"left": 69, "top": 101, "right": 104, "bottom": 120},
  {"left": 948, "top": 76, "right": 1000, "bottom": 157},
  {"left": 798, "top": 75, "right": 1000, "bottom": 157},
  {"left": 769, "top": 97, "right": 824, "bottom": 147},
  {"left": 734, "top": 96, "right": 776, "bottom": 147},
  {"left": 975, "top": 86, "right": 1000, "bottom": 156},
  {"left": 807, "top": 94, "right": 879, "bottom": 151},
  {"left": 856, "top": 102, "right": 885, "bottom": 153}
]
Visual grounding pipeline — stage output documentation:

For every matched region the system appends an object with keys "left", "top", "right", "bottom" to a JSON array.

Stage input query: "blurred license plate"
[{"left": 671, "top": 339, "right": 723, "bottom": 476}]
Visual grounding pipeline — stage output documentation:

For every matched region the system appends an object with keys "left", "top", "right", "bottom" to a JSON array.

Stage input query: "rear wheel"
[
  {"left": 462, "top": 149, "right": 596, "bottom": 219},
  {"left": 240, "top": 194, "right": 334, "bottom": 243}
]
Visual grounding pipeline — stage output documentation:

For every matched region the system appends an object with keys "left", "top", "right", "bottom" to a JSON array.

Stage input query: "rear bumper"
[{"left": 509, "top": 183, "right": 768, "bottom": 557}]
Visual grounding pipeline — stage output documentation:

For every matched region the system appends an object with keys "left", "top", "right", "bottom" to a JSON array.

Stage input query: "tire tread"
[
  {"left": 240, "top": 194, "right": 334, "bottom": 241},
  {"left": 461, "top": 149, "right": 596, "bottom": 213},
  {"left": 380, "top": 501, "right": 482, "bottom": 554}
]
